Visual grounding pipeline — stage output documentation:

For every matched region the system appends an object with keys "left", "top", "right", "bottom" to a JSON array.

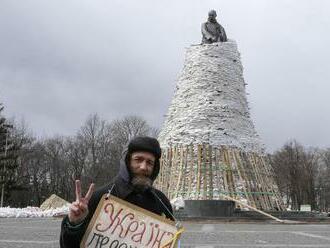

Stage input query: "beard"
[{"left": 131, "top": 175, "right": 153, "bottom": 193}]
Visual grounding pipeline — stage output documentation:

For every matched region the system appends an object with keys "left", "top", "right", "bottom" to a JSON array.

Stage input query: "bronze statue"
[{"left": 201, "top": 10, "right": 227, "bottom": 44}]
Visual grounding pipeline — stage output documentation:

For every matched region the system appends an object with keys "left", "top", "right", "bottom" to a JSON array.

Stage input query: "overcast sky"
[{"left": 1, "top": 0, "right": 329, "bottom": 152}]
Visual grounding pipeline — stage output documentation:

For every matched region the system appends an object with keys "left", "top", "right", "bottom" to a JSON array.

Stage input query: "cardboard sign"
[{"left": 81, "top": 194, "right": 181, "bottom": 248}]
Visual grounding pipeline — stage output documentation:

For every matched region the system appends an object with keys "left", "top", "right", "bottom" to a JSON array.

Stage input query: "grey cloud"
[{"left": 1, "top": 0, "right": 329, "bottom": 151}]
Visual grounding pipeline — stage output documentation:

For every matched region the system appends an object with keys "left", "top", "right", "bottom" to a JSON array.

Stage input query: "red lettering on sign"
[
  {"left": 151, "top": 225, "right": 167, "bottom": 248},
  {"left": 95, "top": 202, "right": 123, "bottom": 232},
  {"left": 131, "top": 221, "right": 146, "bottom": 244},
  {"left": 145, "top": 222, "right": 156, "bottom": 246},
  {"left": 123, "top": 220, "right": 139, "bottom": 238},
  {"left": 161, "top": 232, "right": 175, "bottom": 248},
  {"left": 112, "top": 212, "right": 135, "bottom": 238}
]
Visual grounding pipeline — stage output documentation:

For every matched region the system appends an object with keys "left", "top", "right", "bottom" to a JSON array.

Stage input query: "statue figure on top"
[{"left": 201, "top": 10, "right": 227, "bottom": 44}]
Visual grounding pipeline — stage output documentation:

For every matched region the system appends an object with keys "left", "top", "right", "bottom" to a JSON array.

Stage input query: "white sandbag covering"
[
  {"left": 156, "top": 41, "right": 285, "bottom": 211},
  {"left": 158, "top": 40, "right": 263, "bottom": 153}
]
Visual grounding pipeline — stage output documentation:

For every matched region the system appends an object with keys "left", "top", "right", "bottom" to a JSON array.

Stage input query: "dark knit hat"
[
  {"left": 127, "top": 136, "right": 161, "bottom": 159},
  {"left": 125, "top": 136, "right": 161, "bottom": 181}
]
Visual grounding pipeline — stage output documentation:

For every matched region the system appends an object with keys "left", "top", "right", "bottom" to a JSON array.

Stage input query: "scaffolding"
[{"left": 155, "top": 144, "right": 285, "bottom": 211}]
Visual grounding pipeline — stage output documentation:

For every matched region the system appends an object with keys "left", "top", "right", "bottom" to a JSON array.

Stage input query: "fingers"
[
  {"left": 69, "top": 201, "right": 89, "bottom": 224},
  {"left": 70, "top": 201, "right": 88, "bottom": 214},
  {"left": 79, "top": 201, "right": 88, "bottom": 212},
  {"left": 84, "top": 183, "right": 95, "bottom": 201},
  {"left": 70, "top": 202, "right": 81, "bottom": 216},
  {"left": 75, "top": 180, "right": 82, "bottom": 202},
  {"left": 75, "top": 180, "right": 94, "bottom": 204}
]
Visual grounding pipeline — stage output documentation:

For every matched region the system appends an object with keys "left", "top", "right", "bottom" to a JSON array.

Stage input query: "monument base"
[{"left": 183, "top": 200, "right": 235, "bottom": 218}]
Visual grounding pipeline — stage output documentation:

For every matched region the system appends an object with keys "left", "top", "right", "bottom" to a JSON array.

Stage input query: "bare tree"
[
  {"left": 43, "top": 136, "right": 72, "bottom": 200},
  {"left": 6, "top": 119, "right": 35, "bottom": 207},
  {"left": 110, "top": 115, "right": 151, "bottom": 146},
  {"left": 25, "top": 142, "right": 49, "bottom": 206},
  {"left": 76, "top": 114, "right": 114, "bottom": 188},
  {"left": 316, "top": 149, "right": 330, "bottom": 212},
  {"left": 271, "top": 140, "right": 318, "bottom": 210},
  {"left": 2, "top": 112, "right": 159, "bottom": 205},
  {"left": 0, "top": 106, "right": 22, "bottom": 207}
]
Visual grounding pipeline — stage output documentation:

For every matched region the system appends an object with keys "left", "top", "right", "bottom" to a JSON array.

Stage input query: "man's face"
[
  {"left": 130, "top": 151, "right": 155, "bottom": 177},
  {"left": 129, "top": 151, "right": 155, "bottom": 191}
]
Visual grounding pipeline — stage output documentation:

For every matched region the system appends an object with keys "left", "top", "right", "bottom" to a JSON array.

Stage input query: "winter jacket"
[{"left": 59, "top": 150, "right": 173, "bottom": 248}]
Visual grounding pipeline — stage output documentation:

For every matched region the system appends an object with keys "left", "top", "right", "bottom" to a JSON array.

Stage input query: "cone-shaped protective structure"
[{"left": 156, "top": 40, "right": 284, "bottom": 210}]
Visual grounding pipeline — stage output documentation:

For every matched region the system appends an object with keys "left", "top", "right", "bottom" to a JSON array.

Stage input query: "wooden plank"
[
  {"left": 223, "top": 148, "right": 235, "bottom": 199},
  {"left": 238, "top": 151, "right": 257, "bottom": 208},
  {"left": 158, "top": 153, "right": 164, "bottom": 191},
  {"left": 208, "top": 144, "right": 214, "bottom": 199},
  {"left": 261, "top": 156, "right": 284, "bottom": 210},
  {"left": 181, "top": 145, "right": 189, "bottom": 198},
  {"left": 255, "top": 154, "right": 272, "bottom": 210},
  {"left": 249, "top": 153, "right": 266, "bottom": 209},
  {"left": 168, "top": 146, "right": 176, "bottom": 199},
  {"left": 254, "top": 155, "right": 272, "bottom": 209},
  {"left": 167, "top": 146, "right": 173, "bottom": 197},
  {"left": 240, "top": 151, "right": 258, "bottom": 208},
  {"left": 214, "top": 147, "right": 221, "bottom": 199},
  {"left": 228, "top": 149, "right": 239, "bottom": 200},
  {"left": 187, "top": 144, "right": 194, "bottom": 199},
  {"left": 193, "top": 145, "right": 199, "bottom": 200},
  {"left": 174, "top": 145, "right": 184, "bottom": 198},
  {"left": 160, "top": 150, "right": 168, "bottom": 192},
  {"left": 219, "top": 193, "right": 287, "bottom": 223},
  {"left": 221, "top": 147, "right": 229, "bottom": 197},
  {"left": 196, "top": 144, "right": 202, "bottom": 200},
  {"left": 248, "top": 153, "right": 266, "bottom": 210},
  {"left": 202, "top": 143, "right": 208, "bottom": 199},
  {"left": 232, "top": 149, "right": 250, "bottom": 208}
]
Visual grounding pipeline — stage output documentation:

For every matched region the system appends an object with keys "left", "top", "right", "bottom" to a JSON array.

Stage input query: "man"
[
  {"left": 201, "top": 9, "right": 228, "bottom": 44},
  {"left": 60, "top": 136, "right": 174, "bottom": 248}
]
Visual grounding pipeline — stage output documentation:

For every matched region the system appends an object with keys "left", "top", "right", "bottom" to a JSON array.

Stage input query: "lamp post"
[{"left": 0, "top": 124, "right": 13, "bottom": 207}]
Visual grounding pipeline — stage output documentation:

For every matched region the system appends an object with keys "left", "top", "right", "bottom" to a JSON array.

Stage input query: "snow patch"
[
  {"left": 0, "top": 205, "right": 69, "bottom": 218},
  {"left": 171, "top": 196, "right": 185, "bottom": 210}
]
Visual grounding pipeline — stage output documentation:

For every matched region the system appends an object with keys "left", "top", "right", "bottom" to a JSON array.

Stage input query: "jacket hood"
[{"left": 118, "top": 148, "right": 131, "bottom": 183}]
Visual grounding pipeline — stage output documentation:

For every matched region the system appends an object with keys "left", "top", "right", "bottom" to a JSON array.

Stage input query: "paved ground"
[{"left": 0, "top": 218, "right": 329, "bottom": 247}]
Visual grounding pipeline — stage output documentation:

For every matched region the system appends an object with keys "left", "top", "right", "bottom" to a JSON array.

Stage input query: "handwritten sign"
[{"left": 81, "top": 194, "right": 180, "bottom": 248}]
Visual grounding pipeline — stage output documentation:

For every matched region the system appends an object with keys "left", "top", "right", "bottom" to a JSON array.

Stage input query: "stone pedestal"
[{"left": 184, "top": 200, "right": 235, "bottom": 217}]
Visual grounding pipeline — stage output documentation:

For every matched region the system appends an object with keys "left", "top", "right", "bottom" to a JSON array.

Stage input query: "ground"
[{"left": 0, "top": 218, "right": 329, "bottom": 247}]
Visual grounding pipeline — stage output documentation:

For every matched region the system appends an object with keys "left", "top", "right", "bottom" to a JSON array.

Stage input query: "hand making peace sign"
[{"left": 68, "top": 180, "right": 95, "bottom": 225}]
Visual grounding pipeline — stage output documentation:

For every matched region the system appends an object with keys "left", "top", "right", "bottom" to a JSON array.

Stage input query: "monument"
[
  {"left": 155, "top": 10, "right": 285, "bottom": 213},
  {"left": 201, "top": 10, "right": 227, "bottom": 44}
]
